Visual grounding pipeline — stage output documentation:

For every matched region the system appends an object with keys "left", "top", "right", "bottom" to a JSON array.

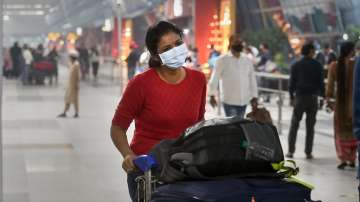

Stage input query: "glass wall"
[
  {"left": 279, "top": 0, "right": 341, "bottom": 35},
  {"left": 235, "top": 0, "right": 263, "bottom": 33},
  {"left": 240, "top": 0, "right": 360, "bottom": 38},
  {"left": 336, "top": 0, "right": 360, "bottom": 29}
]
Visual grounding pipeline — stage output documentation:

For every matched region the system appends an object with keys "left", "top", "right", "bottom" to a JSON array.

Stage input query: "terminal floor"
[{"left": 2, "top": 67, "right": 358, "bottom": 202}]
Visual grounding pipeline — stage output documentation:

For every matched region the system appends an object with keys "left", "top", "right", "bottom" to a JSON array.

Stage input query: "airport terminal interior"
[{"left": 2, "top": 0, "right": 360, "bottom": 202}]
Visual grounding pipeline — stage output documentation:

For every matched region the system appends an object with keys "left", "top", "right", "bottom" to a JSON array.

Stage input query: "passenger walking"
[
  {"left": 22, "top": 44, "right": 33, "bottom": 85},
  {"left": 353, "top": 56, "right": 360, "bottom": 200},
  {"left": 256, "top": 43, "right": 272, "bottom": 68},
  {"left": 110, "top": 21, "right": 206, "bottom": 201},
  {"left": 326, "top": 42, "right": 357, "bottom": 169},
  {"left": 256, "top": 43, "right": 275, "bottom": 102},
  {"left": 208, "top": 34, "right": 258, "bottom": 118},
  {"left": 208, "top": 44, "right": 220, "bottom": 70},
  {"left": 10, "top": 42, "right": 22, "bottom": 77},
  {"left": 287, "top": 43, "right": 325, "bottom": 159},
  {"left": 3, "top": 48, "right": 13, "bottom": 78},
  {"left": 58, "top": 50, "right": 80, "bottom": 118},
  {"left": 30, "top": 45, "right": 46, "bottom": 85},
  {"left": 125, "top": 43, "right": 140, "bottom": 81},
  {"left": 138, "top": 47, "right": 150, "bottom": 74},
  {"left": 189, "top": 47, "right": 199, "bottom": 69},
  {"left": 243, "top": 44, "right": 259, "bottom": 65},
  {"left": 34, "top": 44, "right": 45, "bottom": 61},
  {"left": 315, "top": 43, "right": 337, "bottom": 67},
  {"left": 47, "top": 47, "right": 59, "bottom": 85},
  {"left": 77, "top": 46, "right": 90, "bottom": 80},
  {"left": 90, "top": 46, "right": 100, "bottom": 81}
]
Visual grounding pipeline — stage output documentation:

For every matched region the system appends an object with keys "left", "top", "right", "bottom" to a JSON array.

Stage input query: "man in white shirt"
[
  {"left": 22, "top": 44, "right": 33, "bottom": 85},
  {"left": 208, "top": 34, "right": 258, "bottom": 118}
]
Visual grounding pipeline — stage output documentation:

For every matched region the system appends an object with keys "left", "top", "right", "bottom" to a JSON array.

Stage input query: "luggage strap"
[
  {"left": 285, "top": 176, "right": 315, "bottom": 190},
  {"left": 272, "top": 160, "right": 315, "bottom": 190},
  {"left": 271, "top": 160, "right": 299, "bottom": 178}
]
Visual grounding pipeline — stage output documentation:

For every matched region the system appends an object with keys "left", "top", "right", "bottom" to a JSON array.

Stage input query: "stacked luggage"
[
  {"left": 134, "top": 117, "right": 322, "bottom": 202},
  {"left": 30, "top": 59, "right": 55, "bottom": 85}
]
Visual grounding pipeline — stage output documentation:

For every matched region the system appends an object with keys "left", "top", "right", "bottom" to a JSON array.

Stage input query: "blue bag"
[{"left": 150, "top": 178, "right": 320, "bottom": 202}]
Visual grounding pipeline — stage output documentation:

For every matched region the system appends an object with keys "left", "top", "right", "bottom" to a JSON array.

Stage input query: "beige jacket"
[{"left": 65, "top": 61, "right": 80, "bottom": 103}]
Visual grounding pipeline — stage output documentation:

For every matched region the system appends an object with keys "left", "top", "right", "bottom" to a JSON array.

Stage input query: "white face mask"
[{"left": 158, "top": 43, "right": 188, "bottom": 69}]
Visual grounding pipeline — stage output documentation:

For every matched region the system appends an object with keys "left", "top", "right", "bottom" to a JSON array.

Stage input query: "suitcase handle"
[{"left": 133, "top": 155, "right": 157, "bottom": 172}]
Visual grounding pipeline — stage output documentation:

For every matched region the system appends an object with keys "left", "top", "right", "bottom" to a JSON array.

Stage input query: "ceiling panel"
[{"left": 3, "top": 0, "right": 167, "bottom": 41}]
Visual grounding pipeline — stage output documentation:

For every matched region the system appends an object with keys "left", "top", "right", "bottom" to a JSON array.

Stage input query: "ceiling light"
[
  {"left": 17, "top": 10, "right": 45, "bottom": 16},
  {"left": 102, "top": 18, "right": 112, "bottom": 32},
  {"left": 63, "top": 23, "right": 72, "bottom": 29},
  {"left": 34, "top": 4, "right": 43, "bottom": 9},
  {"left": 76, "top": 27, "right": 83, "bottom": 36},
  {"left": 35, "top": 10, "right": 45, "bottom": 15},
  {"left": 3, "top": 15, "right": 10, "bottom": 21}
]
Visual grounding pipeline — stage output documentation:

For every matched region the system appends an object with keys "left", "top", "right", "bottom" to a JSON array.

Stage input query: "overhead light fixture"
[
  {"left": 3, "top": 15, "right": 10, "bottom": 21},
  {"left": 35, "top": 10, "right": 45, "bottom": 15},
  {"left": 34, "top": 4, "right": 43, "bottom": 9},
  {"left": 62, "top": 23, "right": 72, "bottom": 29},
  {"left": 343, "top": 33, "right": 349, "bottom": 41},
  {"left": 76, "top": 27, "right": 83, "bottom": 36},
  {"left": 16, "top": 10, "right": 45, "bottom": 15},
  {"left": 6, "top": 4, "right": 28, "bottom": 9},
  {"left": 102, "top": 18, "right": 112, "bottom": 32}
]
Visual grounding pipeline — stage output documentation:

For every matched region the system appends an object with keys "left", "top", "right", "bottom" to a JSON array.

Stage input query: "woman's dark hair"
[
  {"left": 336, "top": 41, "right": 355, "bottom": 116},
  {"left": 301, "top": 43, "right": 315, "bottom": 56},
  {"left": 145, "top": 21, "right": 183, "bottom": 68}
]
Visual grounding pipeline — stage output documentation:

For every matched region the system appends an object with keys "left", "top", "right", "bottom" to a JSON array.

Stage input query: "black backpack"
[{"left": 149, "top": 117, "right": 287, "bottom": 183}]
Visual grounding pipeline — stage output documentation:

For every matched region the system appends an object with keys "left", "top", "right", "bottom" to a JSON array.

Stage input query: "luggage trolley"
[
  {"left": 133, "top": 156, "right": 321, "bottom": 202},
  {"left": 133, "top": 155, "right": 158, "bottom": 202},
  {"left": 134, "top": 155, "right": 321, "bottom": 202}
]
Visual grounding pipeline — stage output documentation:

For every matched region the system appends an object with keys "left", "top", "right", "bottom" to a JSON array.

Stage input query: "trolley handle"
[{"left": 133, "top": 154, "right": 157, "bottom": 172}]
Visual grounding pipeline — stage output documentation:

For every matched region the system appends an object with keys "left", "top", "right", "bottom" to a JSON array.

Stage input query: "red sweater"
[{"left": 112, "top": 68, "right": 206, "bottom": 155}]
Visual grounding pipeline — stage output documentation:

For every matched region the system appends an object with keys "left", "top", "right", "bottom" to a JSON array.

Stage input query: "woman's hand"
[
  {"left": 122, "top": 154, "right": 137, "bottom": 173},
  {"left": 110, "top": 125, "right": 137, "bottom": 173}
]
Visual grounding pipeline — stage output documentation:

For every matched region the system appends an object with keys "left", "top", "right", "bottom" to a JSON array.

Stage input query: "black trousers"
[
  {"left": 92, "top": 62, "right": 99, "bottom": 77},
  {"left": 288, "top": 95, "right": 318, "bottom": 155}
]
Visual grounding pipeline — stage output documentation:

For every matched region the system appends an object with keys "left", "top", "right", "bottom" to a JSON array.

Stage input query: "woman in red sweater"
[{"left": 111, "top": 21, "right": 207, "bottom": 201}]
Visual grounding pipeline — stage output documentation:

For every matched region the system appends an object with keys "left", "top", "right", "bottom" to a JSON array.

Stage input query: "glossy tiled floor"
[{"left": 2, "top": 66, "right": 358, "bottom": 202}]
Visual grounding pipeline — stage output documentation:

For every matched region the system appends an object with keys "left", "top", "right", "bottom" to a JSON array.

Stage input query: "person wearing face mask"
[
  {"left": 208, "top": 34, "right": 258, "bottom": 118},
  {"left": 110, "top": 21, "right": 207, "bottom": 201},
  {"left": 326, "top": 42, "right": 357, "bottom": 169},
  {"left": 286, "top": 43, "right": 325, "bottom": 159},
  {"left": 353, "top": 53, "right": 360, "bottom": 201}
]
